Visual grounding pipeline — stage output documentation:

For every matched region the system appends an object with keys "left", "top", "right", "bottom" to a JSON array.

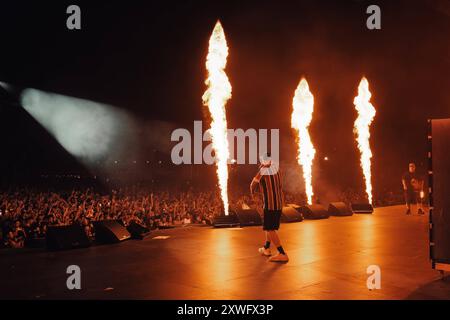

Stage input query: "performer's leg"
[
  {"left": 268, "top": 230, "right": 280, "bottom": 247},
  {"left": 416, "top": 191, "right": 424, "bottom": 214},
  {"left": 264, "top": 231, "right": 271, "bottom": 249},
  {"left": 260, "top": 210, "right": 272, "bottom": 253},
  {"left": 259, "top": 210, "right": 272, "bottom": 255},
  {"left": 264, "top": 210, "right": 288, "bottom": 261},
  {"left": 259, "top": 231, "right": 272, "bottom": 256},
  {"left": 268, "top": 230, "right": 286, "bottom": 255},
  {"left": 404, "top": 190, "right": 411, "bottom": 214}
]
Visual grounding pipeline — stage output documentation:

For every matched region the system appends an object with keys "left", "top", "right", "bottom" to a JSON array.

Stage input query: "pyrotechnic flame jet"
[
  {"left": 202, "top": 21, "right": 232, "bottom": 215},
  {"left": 353, "top": 77, "right": 376, "bottom": 204},
  {"left": 291, "top": 78, "right": 316, "bottom": 205}
]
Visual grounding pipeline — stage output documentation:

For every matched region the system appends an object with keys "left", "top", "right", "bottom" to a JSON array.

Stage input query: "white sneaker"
[
  {"left": 268, "top": 253, "right": 289, "bottom": 263},
  {"left": 258, "top": 247, "right": 272, "bottom": 256}
]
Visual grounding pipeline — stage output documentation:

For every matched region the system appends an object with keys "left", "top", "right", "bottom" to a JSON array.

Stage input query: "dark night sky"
[{"left": 0, "top": 0, "right": 449, "bottom": 197}]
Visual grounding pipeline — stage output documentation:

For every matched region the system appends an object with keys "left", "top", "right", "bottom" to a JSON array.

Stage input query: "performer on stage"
[
  {"left": 250, "top": 154, "right": 288, "bottom": 262},
  {"left": 402, "top": 162, "right": 424, "bottom": 215}
]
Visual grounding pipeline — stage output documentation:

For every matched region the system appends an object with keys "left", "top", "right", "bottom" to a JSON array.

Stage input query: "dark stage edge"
[{"left": 1, "top": 205, "right": 449, "bottom": 300}]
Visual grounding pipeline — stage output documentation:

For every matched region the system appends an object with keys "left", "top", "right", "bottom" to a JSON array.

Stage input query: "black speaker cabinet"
[
  {"left": 94, "top": 220, "right": 131, "bottom": 243},
  {"left": 328, "top": 202, "right": 353, "bottom": 216},
  {"left": 281, "top": 205, "right": 304, "bottom": 223},
  {"left": 127, "top": 221, "right": 151, "bottom": 240},
  {"left": 299, "top": 204, "right": 329, "bottom": 220},
  {"left": 213, "top": 213, "right": 240, "bottom": 228},
  {"left": 429, "top": 119, "right": 450, "bottom": 273},
  {"left": 351, "top": 203, "right": 374, "bottom": 214},
  {"left": 235, "top": 209, "right": 262, "bottom": 226},
  {"left": 46, "top": 225, "right": 91, "bottom": 251}
]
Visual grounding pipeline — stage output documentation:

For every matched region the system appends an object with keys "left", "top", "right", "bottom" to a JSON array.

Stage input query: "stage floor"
[{"left": 1, "top": 205, "right": 449, "bottom": 300}]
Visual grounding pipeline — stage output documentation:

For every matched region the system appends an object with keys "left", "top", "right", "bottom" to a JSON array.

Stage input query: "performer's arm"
[
  {"left": 250, "top": 178, "right": 258, "bottom": 195},
  {"left": 401, "top": 178, "right": 407, "bottom": 191},
  {"left": 250, "top": 171, "right": 262, "bottom": 196}
]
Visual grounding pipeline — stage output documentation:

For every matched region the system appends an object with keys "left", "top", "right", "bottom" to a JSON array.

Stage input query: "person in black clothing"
[
  {"left": 24, "top": 218, "right": 36, "bottom": 239},
  {"left": 14, "top": 220, "right": 26, "bottom": 241},
  {"left": 402, "top": 163, "right": 424, "bottom": 215}
]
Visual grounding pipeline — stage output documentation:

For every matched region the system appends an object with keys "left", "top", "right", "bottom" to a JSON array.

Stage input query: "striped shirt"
[{"left": 251, "top": 165, "right": 283, "bottom": 211}]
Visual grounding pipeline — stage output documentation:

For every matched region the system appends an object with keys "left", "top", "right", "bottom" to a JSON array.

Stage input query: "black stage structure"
[{"left": 428, "top": 118, "right": 450, "bottom": 273}]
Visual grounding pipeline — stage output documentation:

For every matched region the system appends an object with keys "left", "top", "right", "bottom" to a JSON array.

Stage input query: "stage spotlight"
[
  {"left": 0, "top": 81, "right": 20, "bottom": 105},
  {"left": 20, "top": 88, "right": 132, "bottom": 164},
  {"left": 0, "top": 81, "right": 11, "bottom": 91}
]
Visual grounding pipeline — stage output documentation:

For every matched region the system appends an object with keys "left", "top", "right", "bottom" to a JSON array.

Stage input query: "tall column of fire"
[
  {"left": 202, "top": 21, "right": 232, "bottom": 215},
  {"left": 291, "top": 78, "right": 316, "bottom": 205},
  {"left": 353, "top": 77, "right": 376, "bottom": 204}
]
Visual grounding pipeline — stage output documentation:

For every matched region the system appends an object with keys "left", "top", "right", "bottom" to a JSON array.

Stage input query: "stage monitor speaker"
[
  {"left": 299, "top": 204, "right": 329, "bottom": 220},
  {"left": 351, "top": 203, "right": 374, "bottom": 213},
  {"left": 26, "top": 237, "right": 46, "bottom": 248},
  {"left": 281, "top": 205, "right": 304, "bottom": 223},
  {"left": 213, "top": 213, "right": 240, "bottom": 228},
  {"left": 46, "top": 225, "right": 91, "bottom": 251},
  {"left": 235, "top": 209, "right": 262, "bottom": 226},
  {"left": 429, "top": 118, "right": 450, "bottom": 272},
  {"left": 328, "top": 202, "right": 353, "bottom": 216},
  {"left": 127, "top": 221, "right": 151, "bottom": 240},
  {"left": 94, "top": 220, "right": 131, "bottom": 243}
]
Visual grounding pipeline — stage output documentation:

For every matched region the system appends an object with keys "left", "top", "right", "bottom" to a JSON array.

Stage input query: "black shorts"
[
  {"left": 404, "top": 190, "right": 419, "bottom": 205},
  {"left": 263, "top": 209, "right": 282, "bottom": 231}
]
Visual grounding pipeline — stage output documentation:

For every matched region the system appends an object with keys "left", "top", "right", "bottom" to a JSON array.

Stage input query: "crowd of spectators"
[
  {"left": 0, "top": 185, "right": 404, "bottom": 249},
  {"left": 0, "top": 187, "right": 225, "bottom": 248}
]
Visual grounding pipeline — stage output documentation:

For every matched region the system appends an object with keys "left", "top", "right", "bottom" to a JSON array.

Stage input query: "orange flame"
[
  {"left": 291, "top": 78, "right": 316, "bottom": 205},
  {"left": 202, "top": 21, "right": 232, "bottom": 215},
  {"left": 354, "top": 77, "right": 376, "bottom": 204}
]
